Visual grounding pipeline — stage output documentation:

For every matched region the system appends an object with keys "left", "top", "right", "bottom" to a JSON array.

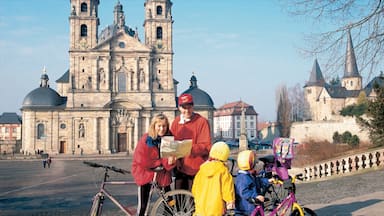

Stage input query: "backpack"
[{"left": 273, "top": 137, "right": 294, "bottom": 169}]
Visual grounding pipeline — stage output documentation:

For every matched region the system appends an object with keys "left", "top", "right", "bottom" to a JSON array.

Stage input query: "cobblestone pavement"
[
  {"left": 295, "top": 167, "right": 384, "bottom": 215},
  {"left": 0, "top": 155, "right": 383, "bottom": 215}
]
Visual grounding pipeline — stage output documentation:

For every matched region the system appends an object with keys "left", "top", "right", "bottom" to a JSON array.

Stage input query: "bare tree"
[
  {"left": 280, "top": 0, "right": 384, "bottom": 80},
  {"left": 288, "top": 83, "right": 306, "bottom": 121},
  {"left": 276, "top": 85, "right": 292, "bottom": 137}
]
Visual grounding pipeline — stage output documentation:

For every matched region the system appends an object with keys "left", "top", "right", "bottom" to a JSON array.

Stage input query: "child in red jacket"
[{"left": 131, "top": 113, "right": 176, "bottom": 216}]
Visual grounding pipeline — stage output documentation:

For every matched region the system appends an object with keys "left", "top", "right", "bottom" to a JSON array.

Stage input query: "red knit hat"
[{"left": 178, "top": 93, "right": 194, "bottom": 106}]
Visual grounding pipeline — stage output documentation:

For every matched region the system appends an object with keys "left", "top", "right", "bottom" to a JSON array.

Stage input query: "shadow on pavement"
[{"left": 313, "top": 199, "right": 383, "bottom": 216}]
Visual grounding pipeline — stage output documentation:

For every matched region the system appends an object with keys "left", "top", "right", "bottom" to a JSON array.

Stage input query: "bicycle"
[
  {"left": 248, "top": 173, "right": 316, "bottom": 216},
  {"left": 83, "top": 161, "right": 195, "bottom": 216}
]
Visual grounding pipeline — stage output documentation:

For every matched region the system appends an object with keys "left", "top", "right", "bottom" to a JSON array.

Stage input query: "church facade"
[{"left": 21, "top": 0, "right": 179, "bottom": 155}]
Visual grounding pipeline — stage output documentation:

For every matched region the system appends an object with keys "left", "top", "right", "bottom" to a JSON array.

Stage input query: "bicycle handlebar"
[{"left": 83, "top": 161, "right": 131, "bottom": 174}]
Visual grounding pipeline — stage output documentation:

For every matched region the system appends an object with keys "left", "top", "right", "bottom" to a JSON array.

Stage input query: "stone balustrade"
[{"left": 302, "top": 147, "right": 384, "bottom": 181}]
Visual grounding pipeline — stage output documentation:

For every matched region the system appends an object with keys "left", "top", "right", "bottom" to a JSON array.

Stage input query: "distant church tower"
[
  {"left": 144, "top": 0, "right": 174, "bottom": 92},
  {"left": 304, "top": 29, "right": 364, "bottom": 121},
  {"left": 342, "top": 30, "right": 362, "bottom": 91}
]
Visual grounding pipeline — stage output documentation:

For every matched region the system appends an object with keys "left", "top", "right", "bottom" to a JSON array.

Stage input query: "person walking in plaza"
[
  {"left": 171, "top": 93, "right": 212, "bottom": 191},
  {"left": 131, "top": 113, "right": 176, "bottom": 216},
  {"left": 191, "top": 141, "right": 235, "bottom": 216},
  {"left": 47, "top": 156, "right": 52, "bottom": 168}
]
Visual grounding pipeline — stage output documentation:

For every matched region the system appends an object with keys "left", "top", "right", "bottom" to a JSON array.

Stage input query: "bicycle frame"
[
  {"left": 251, "top": 191, "right": 303, "bottom": 216},
  {"left": 85, "top": 161, "right": 195, "bottom": 216},
  {"left": 93, "top": 180, "right": 135, "bottom": 215}
]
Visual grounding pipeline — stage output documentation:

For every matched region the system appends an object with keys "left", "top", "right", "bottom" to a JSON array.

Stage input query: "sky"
[{"left": 0, "top": 0, "right": 327, "bottom": 122}]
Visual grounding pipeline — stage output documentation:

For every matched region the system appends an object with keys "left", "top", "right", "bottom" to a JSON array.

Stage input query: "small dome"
[
  {"left": 181, "top": 75, "right": 214, "bottom": 108},
  {"left": 22, "top": 87, "right": 66, "bottom": 108},
  {"left": 22, "top": 71, "right": 66, "bottom": 109}
]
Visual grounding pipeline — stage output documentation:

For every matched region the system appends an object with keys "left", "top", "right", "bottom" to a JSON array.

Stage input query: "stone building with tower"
[
  {"left": 20, "top": 0, "right": 199, "bottom": 155},
  {"left": 291, "top": 30, "right": 384, "bottom": 143}
]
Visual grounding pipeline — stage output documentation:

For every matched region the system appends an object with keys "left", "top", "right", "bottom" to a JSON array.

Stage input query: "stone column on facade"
[
  {"left": 128, "top": 125, "right": 133, "bottom": 154},
  {"left": 104, "top": 118, "right": 110, "bottom": 154},
  {"left": 134, "top": 117, "right": 139, "bottom": 150},
  {"left": 111, "top": 126, "right": 117, "bottom": 153},
  {"left": 134, "top": 57, "right": 139, "bottom": 91},
  {"left": 94, "top": 117, "right": 98, "bottom": 153}
]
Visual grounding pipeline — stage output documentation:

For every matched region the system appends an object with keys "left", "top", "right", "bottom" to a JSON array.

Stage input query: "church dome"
[
  {"left": 22, "top": 72, "right": 66, "bottom": 109},
  {"left": 181, "top": 75, "right": 214, "bottom": 108},
  {"left": 22, "top": 88, "right": 65, "bottom": 108}
]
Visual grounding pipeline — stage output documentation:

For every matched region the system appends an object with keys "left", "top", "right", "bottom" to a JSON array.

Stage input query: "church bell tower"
[{"left": 69, "top": 0, "right": 99, "bottom": 50}]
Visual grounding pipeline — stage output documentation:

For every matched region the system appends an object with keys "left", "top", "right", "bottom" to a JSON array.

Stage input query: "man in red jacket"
[{"left": 171, "top": 93, "right": 212, "bottom": 191}]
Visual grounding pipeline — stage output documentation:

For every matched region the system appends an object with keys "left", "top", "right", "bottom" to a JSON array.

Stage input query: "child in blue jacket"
[{"left": 235, "top": 150, "right": 270, "bottom": 215}]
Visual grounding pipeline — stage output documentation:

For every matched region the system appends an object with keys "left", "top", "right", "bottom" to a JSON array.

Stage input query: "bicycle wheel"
[
  {"left": 150, "top": 189, "right": 195, "bottom": 216},
  {"left": 290, "top": 204, "right": 317, "bottom": 216},
  {"left": 264, "top": 183, "right": 288, "bottom": 211}
]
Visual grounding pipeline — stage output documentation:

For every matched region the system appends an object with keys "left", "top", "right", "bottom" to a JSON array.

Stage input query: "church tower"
[
  {"left": 304, "top": 59, "right": 326, "bottom": 120},
  {"left": 342, "top": 30, "right": 362, "bottom": 91},
  {"left": 143, "top": 0, "right": 174, "bottom": 92},
  {"left": 69, "top": 0, "right": 99, "bottom": 50}
]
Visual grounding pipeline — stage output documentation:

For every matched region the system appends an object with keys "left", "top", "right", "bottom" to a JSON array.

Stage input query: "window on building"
[
  {"left": 81, "top": 3, "right": 87, "bottom": 12},
  {"left": 81, "top": 24, "right": 87, "bottom": 37},
  {"left": 156, "top": 6, "right": 162, "bottom": 15},
  {"left": 37, "top": 123, "right": 45, "bottom": 139},
  {"left": 236, "top": 116, "right": 240, "bottom": 120},
  {"left": 118, "top": 72, "right": 126, "bottom": 92},
  {"left": 250, "top": 130, "right": 255, "bottom": 137},
  {"left": 156, "top": 27, "right": 163, "bottom": 39},
  {"left": 250, "top": 122, "right": 254, "bottom": 128},
  {"left": 323, "top": 97, "right": 326, "bottom": 104},
  {"left": 12, "top": 128, "right": 17, "bottom": 133},
  {"left": 236, "top": 122, "right": 240, "bottom": 128}
]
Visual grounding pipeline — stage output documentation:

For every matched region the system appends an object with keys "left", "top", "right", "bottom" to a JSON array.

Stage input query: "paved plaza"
[{"left": 0, "top": 155, "right": 384, "bottom": 215}]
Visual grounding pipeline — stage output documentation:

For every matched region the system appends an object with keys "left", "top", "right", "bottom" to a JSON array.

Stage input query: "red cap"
[{"left": 178, "top": 93, "right": 194, "bottom": 106}]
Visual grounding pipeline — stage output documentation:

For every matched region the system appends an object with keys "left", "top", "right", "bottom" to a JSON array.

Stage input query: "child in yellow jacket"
[{"left": 192, "top": 141, "right": 235, "bottom": 216}]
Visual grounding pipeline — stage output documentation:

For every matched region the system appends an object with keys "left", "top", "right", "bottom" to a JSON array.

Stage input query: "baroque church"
[
  {"left": 21, "top": 0, "right": 214, "bottom": 155},
  {"left": 304, "top": 30, "right": 384, "bottom": 122}
]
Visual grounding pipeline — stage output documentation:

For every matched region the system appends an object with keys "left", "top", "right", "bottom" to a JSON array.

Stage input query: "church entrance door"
[
  {"left": 59, "top": 141, "right": 66, "bottom": 153},
  {"left": 117, "top": 133, "right": 127, "bottom": 152}
]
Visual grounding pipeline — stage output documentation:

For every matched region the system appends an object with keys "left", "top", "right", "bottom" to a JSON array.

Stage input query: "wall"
[{"left": 290, "top": 116, "right": 369, "bottom": 143}]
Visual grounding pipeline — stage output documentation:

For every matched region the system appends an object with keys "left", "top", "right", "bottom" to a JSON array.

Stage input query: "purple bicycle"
[{"left": 252, "top": 138, "right": 316, "bottom": 216}]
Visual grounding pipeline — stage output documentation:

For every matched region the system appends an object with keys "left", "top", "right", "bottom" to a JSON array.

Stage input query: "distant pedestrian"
[
  {"left": 47, "top": 157, "right": 52, "bottom": 168},
  {"left": 42, "top": 158, "right": 47, "bottom": 168}
]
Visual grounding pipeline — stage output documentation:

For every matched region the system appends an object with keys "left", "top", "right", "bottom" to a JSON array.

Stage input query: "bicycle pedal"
[{"left": 168, "top": 199, "right": 176, "bottom": 207}]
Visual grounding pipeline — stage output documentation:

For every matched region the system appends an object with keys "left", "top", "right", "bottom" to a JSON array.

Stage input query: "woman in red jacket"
[{"left": 131, "top": 113, "right": 176, "bottom": 216}]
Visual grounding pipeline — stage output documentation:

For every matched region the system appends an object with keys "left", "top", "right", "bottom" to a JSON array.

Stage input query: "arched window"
[
  {"left": 81, "top": 24, "right": 87, "bottom": 37},
  {"left": 156, "top": 27, "right": 163, "bottom": 39},
  {"left": 156, "top": 6, "right": 163, "bottom": 15},
  {"left": 81, "top": 3, "right": 88, "bottom": 12},
  {"left": 37, "top": 123, "right": 45, "bottom": 139},
  {"left": 118, "top": 72, "right": 126, "bottom": 92}
]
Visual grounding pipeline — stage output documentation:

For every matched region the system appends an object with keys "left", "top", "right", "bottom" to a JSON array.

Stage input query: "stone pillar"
[
  {"left": 104, "top": 118, "right": 110, "bottom": 153},
  {"left": 239, "top": 106, "right": 248, "bottom": 151}
]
